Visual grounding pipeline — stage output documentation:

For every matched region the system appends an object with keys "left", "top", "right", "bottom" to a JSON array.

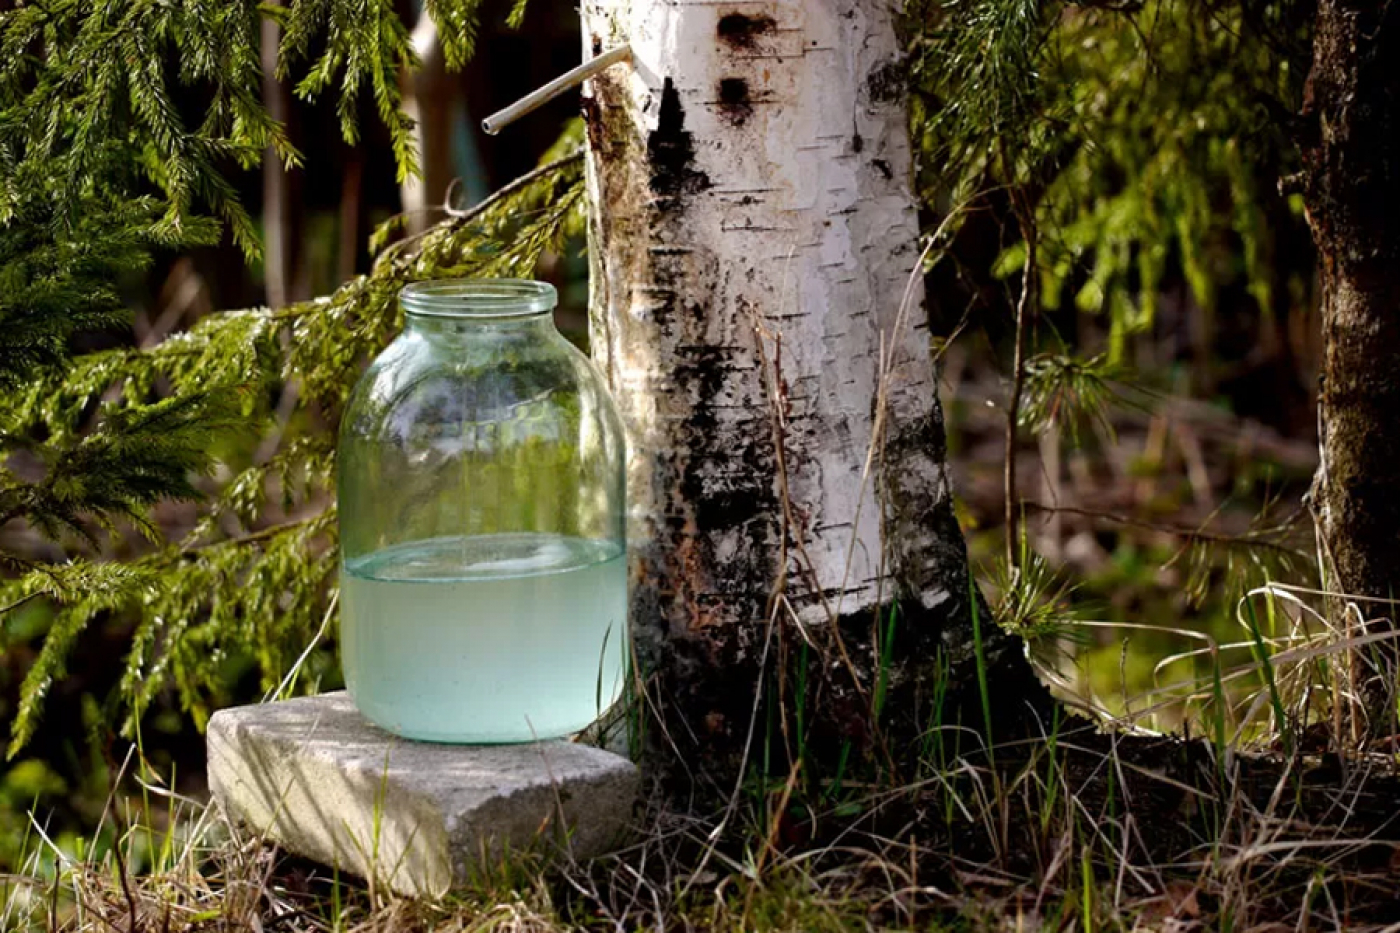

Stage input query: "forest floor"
[
  {"left": 6, "top": 715, "right": 1400, "bottom": 931},
  {"left": 942, "top": 355, "right": 1324, "bottom": 736},
  {"left": 9, "top": 352, "right": 1399, "bottom": 931}
]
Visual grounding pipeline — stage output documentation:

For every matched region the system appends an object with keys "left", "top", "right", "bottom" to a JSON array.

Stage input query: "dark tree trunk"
[
  {"left": 261, "top": 7, "right": 309, "bottom": 307},
  {"left": 400, "top": 15, "right": 459, "bottom": 236},
  {"left": 1299, "top": 0, "right": 1400, "bottom": 734}
]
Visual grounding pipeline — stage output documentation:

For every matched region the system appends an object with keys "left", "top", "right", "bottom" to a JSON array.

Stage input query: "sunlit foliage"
[{"left": 0, "top": 0, "right": 583, "bottom": 755}]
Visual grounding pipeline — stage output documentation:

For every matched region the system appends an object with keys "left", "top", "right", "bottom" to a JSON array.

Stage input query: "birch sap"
[{"left": 340, "top": 533, "right": 627, "bottom": 743}]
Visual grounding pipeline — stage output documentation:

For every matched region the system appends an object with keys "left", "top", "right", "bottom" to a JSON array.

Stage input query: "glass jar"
[{"left": 337, "top": 279, "right": 628, "bottom": 743}]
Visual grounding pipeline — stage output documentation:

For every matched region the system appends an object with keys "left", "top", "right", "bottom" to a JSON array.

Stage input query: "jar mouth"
[{"left": 401, "top": 279, "right": 557, "bottom": 320}]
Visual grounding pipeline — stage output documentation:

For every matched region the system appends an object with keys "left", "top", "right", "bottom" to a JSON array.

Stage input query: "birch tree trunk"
[
  {"left": 1299, "top": 1, "right": 1400, "bottom": 738},
  {"left": 580, "top": 0, "right": 1050, "bottom": 785}
]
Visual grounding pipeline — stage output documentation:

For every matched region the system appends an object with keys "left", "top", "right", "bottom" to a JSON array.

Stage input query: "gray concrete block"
[{"left": 207, "top": 691, "right": 639, "bottom": 899}]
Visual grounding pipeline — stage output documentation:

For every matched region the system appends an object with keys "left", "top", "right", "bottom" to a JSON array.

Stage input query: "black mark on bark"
[
  {"left": 672, "top": 341, "right": 775, "bottom": 604},
  {"left": 648, "top": 78, "right": 711, "bottom": 196},
  {"left": 866, "top": 60, "right": 905, "bottom": 104},
  {"left": 718, "top": 77, "right": 753, "bottom": 125},
  {"left": 717, "top": 12, "right": 776, "bottom": 49}
]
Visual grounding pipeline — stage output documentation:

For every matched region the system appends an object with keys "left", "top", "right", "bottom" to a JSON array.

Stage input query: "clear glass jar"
[{"left": 337, "top": 279, "right": 628, "bottom": 743}]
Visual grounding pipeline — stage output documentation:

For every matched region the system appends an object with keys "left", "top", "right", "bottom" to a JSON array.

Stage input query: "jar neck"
[
  {"left": 399, "top": 279, "right": 557, "bottom": 329},
  {"left": 404, "top": 312, "right": 557, "bottom": 341}
]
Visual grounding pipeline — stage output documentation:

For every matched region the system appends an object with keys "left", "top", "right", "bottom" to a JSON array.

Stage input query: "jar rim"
[{"left": 401, "top": 279, "right": 557, "bottom": 319}]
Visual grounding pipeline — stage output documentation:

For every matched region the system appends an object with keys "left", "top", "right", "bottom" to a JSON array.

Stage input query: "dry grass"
[
  {"left": 6, "top": 473, "right": 1400, "bottom": 932},
  {"left": 6, "top": 653, "right": 1400, "bottom": 933}
]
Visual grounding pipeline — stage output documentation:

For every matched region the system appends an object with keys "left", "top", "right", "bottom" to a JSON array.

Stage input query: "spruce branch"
[
  {"left": 180, "top": 513, "right": 329, "bottom": 557},
  {"left": 0, "top": 119, "right": 585, "bottom": 755}
]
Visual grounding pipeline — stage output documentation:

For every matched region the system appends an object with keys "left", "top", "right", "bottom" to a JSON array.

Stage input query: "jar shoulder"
[{"left": 341, "top": 331, "right": 624, "bottom": 442}]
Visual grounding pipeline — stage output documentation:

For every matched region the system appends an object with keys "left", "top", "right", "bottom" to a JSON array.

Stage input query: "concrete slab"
[{"left": 207, "top": 692, "right": 639, "bottom": 899}]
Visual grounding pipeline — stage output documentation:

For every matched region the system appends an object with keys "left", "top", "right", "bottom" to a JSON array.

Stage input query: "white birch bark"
[{"left": 580, "top": 0, "right": 1040, "bottom": 759}]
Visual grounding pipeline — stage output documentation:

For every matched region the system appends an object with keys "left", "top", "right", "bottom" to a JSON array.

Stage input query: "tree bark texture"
[
  {"left": 579, "top": 0, "right": 1049, "bottom": 786},
  {"left": 1300, "top": 0, "right": 1400, "bottom": 723}
]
